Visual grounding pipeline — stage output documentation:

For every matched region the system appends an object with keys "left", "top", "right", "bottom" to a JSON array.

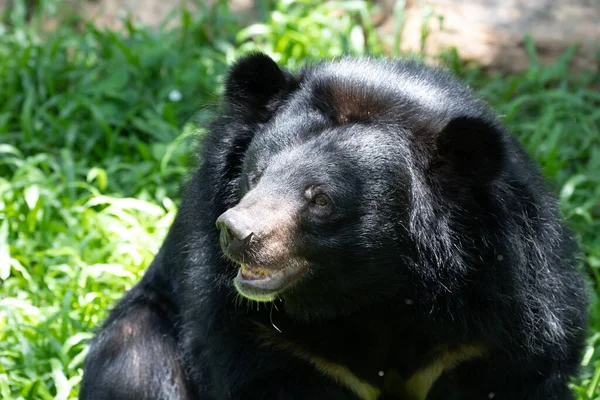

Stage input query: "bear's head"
[{"left": 215, "top": 54, "right": 506, "bottom": 318}]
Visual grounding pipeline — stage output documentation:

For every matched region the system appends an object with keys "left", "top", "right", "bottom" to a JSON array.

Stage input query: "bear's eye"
[
  {"left": 312, "top": 194, "right": 330, "bottom": 207},
  {"left": 305, "top": 187, "right": 332, "bottom": 214}
]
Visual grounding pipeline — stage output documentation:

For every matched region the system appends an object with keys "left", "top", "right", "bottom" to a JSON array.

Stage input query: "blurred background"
[{"left": 0, "top": 0, "right": 598, "bottom": 399}]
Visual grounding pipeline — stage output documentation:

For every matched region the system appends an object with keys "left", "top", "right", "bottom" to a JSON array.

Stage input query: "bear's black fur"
[{"left": 80, "top": 54, "right": 588, "bottom": 400}]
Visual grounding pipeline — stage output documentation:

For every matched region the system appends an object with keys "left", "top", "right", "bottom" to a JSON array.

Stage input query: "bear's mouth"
[{"left": 233, "top": 263, "right": 308, "bottom": 302}]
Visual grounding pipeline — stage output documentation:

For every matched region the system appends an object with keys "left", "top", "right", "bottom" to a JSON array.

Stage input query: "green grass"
[{"left": 1, "top": 1, "right": 599, "bottom": 399}]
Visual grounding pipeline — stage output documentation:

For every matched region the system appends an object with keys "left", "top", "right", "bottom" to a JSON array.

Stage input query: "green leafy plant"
[{"left": 236, "top": 0, "right": 383, "bottom": 68}]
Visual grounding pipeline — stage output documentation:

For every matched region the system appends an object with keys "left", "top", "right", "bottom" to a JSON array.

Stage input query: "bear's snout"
[
  {"left": 215, "top": 188, "right": 298, "bottom": 268},
  {"left": 216, "top": 210, "right": 254, "bottom": 260}
]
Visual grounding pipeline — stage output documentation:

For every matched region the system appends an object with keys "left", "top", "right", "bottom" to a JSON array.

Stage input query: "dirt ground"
[{"left": 2, "top": 0, "right": 598, "bottom": 73}]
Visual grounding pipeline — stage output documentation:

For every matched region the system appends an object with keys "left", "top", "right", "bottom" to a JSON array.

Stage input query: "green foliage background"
[{"left": 0, "top": 0, "right": 599, "bottom": 398}]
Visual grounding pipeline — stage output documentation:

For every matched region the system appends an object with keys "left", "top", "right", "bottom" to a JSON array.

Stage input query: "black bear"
[{"left": 80, "top": 54, "right": 588, "bottom": 400}]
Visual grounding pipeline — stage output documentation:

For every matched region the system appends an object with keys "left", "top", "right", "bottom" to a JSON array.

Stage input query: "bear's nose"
[{"left": 216, "top": 211, "right": 254, "bottom": 258}]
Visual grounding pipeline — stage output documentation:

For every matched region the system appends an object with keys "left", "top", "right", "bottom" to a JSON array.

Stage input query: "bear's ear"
[
  {"left": 225, "top": 53, "right": 296, "bottom": 122},
  {"left": 433, "top": 116, "right": 505, "bottom": 185}
]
